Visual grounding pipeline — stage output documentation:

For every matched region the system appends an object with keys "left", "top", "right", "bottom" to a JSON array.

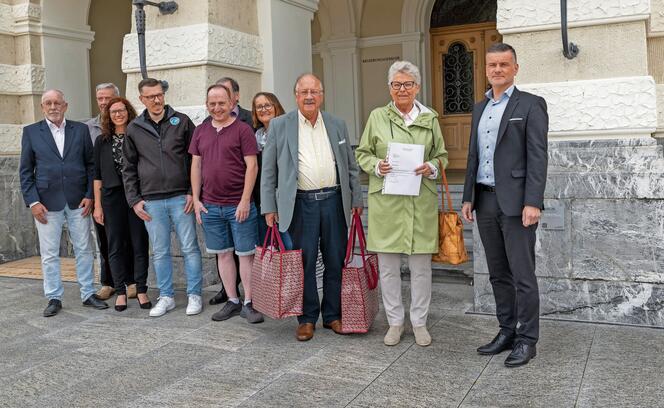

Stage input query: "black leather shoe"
[
  {"left": 43, "top": 299, "right": 62, "bottom": 317},
  {"left": 209, "top": 287, "right": 229, "bottom": 305},
  {"left": 477, "top": 332, "right": 515, "bottom": 355},
  {"left": 504, "top": 342, "right": 537, "bottom": 367},
  {"left": 83, "top": 295, "right": 109, "bottom": 310}
]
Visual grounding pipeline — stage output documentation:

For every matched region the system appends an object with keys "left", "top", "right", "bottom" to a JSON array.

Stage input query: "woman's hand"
[
  {"left": 93, "top": 206, "right": 104, "bottom": 225},
  {"left": 378, "top": 159, "right": 392, "bottom": 176},
  {"left": 414, "top": 163, "right": 433, "bottom": 177}
]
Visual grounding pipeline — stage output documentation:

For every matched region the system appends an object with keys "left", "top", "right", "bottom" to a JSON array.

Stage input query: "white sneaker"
[
  {"left": 186, "top": 294, "right": 203, "bottom": 316},
  {"left": 384, "top": 325, "right": 404, "bottom": 346},
  {"left": 413, "top": 325, "right": 432, "bottom": 347},
  {"left": 149, "top": 296, "right": 175, "bottom": 317}
]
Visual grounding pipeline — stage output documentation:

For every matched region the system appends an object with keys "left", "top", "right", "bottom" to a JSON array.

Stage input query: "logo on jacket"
[{"left": 169, "top": 117, "right": 180, "bottom": 126}]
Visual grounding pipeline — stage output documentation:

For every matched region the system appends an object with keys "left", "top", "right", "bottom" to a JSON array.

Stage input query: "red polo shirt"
[{"left": 189, "top": 119, "right": 258, "bottom": 206}]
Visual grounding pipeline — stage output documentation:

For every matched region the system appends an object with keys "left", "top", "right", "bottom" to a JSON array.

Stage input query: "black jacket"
[
  {"left": 122, "top": 106, "right": 195, "bottom": 207},
  {"left": 94, "top": 135, "right": 123, "bottom": 189},
  {"left": 462, "top": 87, "right": 548, "bottom": 217}
]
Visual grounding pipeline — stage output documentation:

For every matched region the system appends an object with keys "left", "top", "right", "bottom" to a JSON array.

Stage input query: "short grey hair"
[
  {"left": 95, "top": 82, "right": 120, "bottom": 96},
  {"left": 293, "top": 73, "right": 323, "bottom": 93},
  {"left": 387, "top": 61, "right": 421, "bottom": 86},
  {"left": 41, "top": 89, "right": 66, "bottom": 103}
]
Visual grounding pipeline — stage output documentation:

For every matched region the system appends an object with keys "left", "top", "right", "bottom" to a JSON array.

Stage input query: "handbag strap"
[
  {"left": 437, "top": 158, "right": 453, "bottom": 212},
  {"left": 260, "top": 224, "right": 286, "bottom": 260},
  {"left": 344, "top": 213, "right": 378, "bottom": 290}
]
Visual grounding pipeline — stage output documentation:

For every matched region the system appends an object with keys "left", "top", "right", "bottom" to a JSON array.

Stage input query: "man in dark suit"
[
  {"left": 461, "top": 43, "right": 548, "bottom": 367},
  {"left": 19, "top": 89, "right": 109, "bottom": 317}
]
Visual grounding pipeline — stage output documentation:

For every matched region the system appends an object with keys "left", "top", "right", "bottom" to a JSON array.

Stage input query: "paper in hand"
[{"left": 382, "top": 142, "right": 425, "bottom": 196}]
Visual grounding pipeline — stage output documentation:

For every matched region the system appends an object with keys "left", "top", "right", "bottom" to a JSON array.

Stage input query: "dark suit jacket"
[
  {"left": 19, "top": 119, "right": 94, "bottom": 211},
  {"left": 462, "top": 87, "right": 548, "bottom": 217}
]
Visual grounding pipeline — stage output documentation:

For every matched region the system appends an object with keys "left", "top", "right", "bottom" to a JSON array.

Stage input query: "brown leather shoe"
[
  {"left": 323, "top": 319, "right": 344, "bottom": 334},
  {"left": 126, "top": 284, "right": 137, "bottom": 299},
  {"left": 296, "top": 323, "right": 315, "bottom": 341},
  {"left": 95, "top": 285, "right": 115, "bottom": 300}
]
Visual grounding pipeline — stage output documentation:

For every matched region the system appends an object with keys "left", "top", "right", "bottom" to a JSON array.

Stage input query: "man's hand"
[
  {"left": 377, "top": 159, "right": 392, "bottom": 176},
  {"left": 184, "top": 194, "right": 194, "bottom": 214},
  {"left": 236, "top": 200, "right": 251, "bottom": 223},
  {"left": 461, "top": 202, "right": 474, "bottom": 223},
  {"left": 79, "top": 198, "right": 93, "bottom": 217},
  {"left": 194, "top": 200, "right": 208, "bottom": 225},
  {"left": 265, "top": 212, "right": 278, "bottom": 227},
  {"left": 352, "top": 207, "right": 363, "bottom": 216},
  {"left": 31, "top": 203, "right": 48, "bottom": 224},
  {"left": 522, "top": 205, "right": 541, "bottom": 227},
  {"left": 93, "top": 206, "right": 104, "bottom": 225},
  {"left": 414, "top": 163, "right": 432, "bottom": 177},
  {"left": 133, "top": 200, "right": 152, "bottom": 222}
]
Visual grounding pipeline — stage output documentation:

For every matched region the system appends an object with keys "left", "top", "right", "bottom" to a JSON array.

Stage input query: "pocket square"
[
  {"left": 509, "top": 117, "right": 523, "bottom": 122},
  {"left": 338, "top": 139, "right": 346, "bottom": 145}
]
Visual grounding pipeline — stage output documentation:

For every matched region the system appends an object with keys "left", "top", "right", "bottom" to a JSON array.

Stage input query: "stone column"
[
  {"left": 122, "top": 0, "right": 264, "bottom": 123},
  {"left": 473, "top": 0, "right": 664, "bottom": 327},
  {"left": 318, "top": 37, "right": 363, "bottom": 144},
  {"left": 0, "top": 0, "right": 43, "bottom": 263},
  {"left": 258, "top": 0, "right": 319, "bottom": 112}
]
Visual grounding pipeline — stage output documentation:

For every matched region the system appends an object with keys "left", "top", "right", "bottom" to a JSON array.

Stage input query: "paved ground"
[{"left": 1, "top": 276, "right": 663, "bottom": 408}]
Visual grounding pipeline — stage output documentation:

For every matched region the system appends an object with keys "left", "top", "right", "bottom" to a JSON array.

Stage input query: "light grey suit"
[{"left": 260, "top": 109, "right": 363, "bottom": 231}]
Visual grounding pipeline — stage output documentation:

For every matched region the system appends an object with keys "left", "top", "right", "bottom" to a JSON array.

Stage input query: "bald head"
[{"left": 41, "top": 89, "right": 68, "bottom": 126}]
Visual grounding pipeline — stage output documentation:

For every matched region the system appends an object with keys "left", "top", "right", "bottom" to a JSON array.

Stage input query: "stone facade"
[{"left": 474, "top": 138, "right": 664, "bottom": 327}]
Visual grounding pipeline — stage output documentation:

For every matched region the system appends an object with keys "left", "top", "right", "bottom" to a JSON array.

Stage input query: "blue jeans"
[
  {"left": 201, "top": 202, "right": 259, "bottom": 255},
  {"left": 143, "top": 195, "right": 202, "bottom": 297},
  {"left": 35, "top": 206, "right": 96, "bottom": 301}
]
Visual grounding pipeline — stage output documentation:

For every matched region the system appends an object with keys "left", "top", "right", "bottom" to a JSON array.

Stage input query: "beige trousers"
[{"left": 377, "top": 253, "right": 432, "bottom": 327}]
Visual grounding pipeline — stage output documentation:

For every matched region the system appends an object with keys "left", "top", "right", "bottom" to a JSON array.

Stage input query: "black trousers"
[
  {"left": 93, "top": 220, "right": 113, "bottom": 287},
  {"left": 475, "top": 189, "right": 540, "bottom": 345},
  {"left": 102, "top": 186, "right": 150, "bottom": 295},
  {"left": 289, "top": 191, "right": 347, "bottom": 325}
]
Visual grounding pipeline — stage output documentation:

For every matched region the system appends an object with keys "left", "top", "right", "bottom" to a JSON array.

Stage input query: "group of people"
[{"left": 19, "top": 42, "right": 547, "bottom": 367}]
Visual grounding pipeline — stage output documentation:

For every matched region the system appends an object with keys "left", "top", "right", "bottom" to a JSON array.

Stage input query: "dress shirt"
[
  {"left": 477, "top": 85, "right": 514, "bottom": 186},
  {"left": 231, "top": 104, "right": 239, "bottom": 117},
  {"left": 297, "top": 110, "right": 337, "bottom": 190},
  {"left": 46, "top": 118, "right": 66, "bottom": 157}
]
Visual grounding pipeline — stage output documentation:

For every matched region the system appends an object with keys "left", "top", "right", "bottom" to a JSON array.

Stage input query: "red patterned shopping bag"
[
  {"left": 340, "top": 213, "right": 379, "bottom": 334},
  {"left": 252, "top": 226, "right": 304, "bottom": 319}
]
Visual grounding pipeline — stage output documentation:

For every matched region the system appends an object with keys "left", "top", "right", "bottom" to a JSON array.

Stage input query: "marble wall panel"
[
  {"left": 474, "top": 273, "right": 664, "bottom": 327},
  {"left": 571, "top": 199, "right": 664, "bottom": 283},
  {"left": 0, "top": 156, "right": 38, "bottom": 263}
]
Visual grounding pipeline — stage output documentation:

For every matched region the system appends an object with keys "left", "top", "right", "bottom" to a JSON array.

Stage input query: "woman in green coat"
[{"left": 355, "top": 60, "right": 448, "bottom": 347}]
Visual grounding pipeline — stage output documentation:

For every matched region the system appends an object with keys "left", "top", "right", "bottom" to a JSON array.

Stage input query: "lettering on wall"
[{"left": 362, "top": 56, "right": 401, "bottom": 64}]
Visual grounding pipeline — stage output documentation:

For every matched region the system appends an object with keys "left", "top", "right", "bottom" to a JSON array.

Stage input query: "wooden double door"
[{"left": 430, "top": 23, "right": 502, "bottom": 182}]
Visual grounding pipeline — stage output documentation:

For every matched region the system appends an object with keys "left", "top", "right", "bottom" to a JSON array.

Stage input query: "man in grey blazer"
[
  {"left": 462, "top": 43, "right": 548, "bottom": 367},
  {"left": 261, "top": 73, "right": 363, "bottom": 341}
]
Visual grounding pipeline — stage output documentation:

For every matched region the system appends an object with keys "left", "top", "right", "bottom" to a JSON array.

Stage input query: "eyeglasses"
[
  {"left": 256, "top": 103, "right": 274, "bottom": 111},
  {"left": 296, "top": 89, "right": 323, "bottom": 97},
  {"left": 110, "top": 108, "right": 127, "bottom": 116},
  {"left": 141, "top": 93, "right": 164, "bottom": 101},
  {"left": 390, "top": 81, "right": 416, "bottom": 90}
]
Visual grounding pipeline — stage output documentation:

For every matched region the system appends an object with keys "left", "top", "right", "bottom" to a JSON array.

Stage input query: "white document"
[{"left": 382, "top": 142, "right": 425, "bottom": 196}]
